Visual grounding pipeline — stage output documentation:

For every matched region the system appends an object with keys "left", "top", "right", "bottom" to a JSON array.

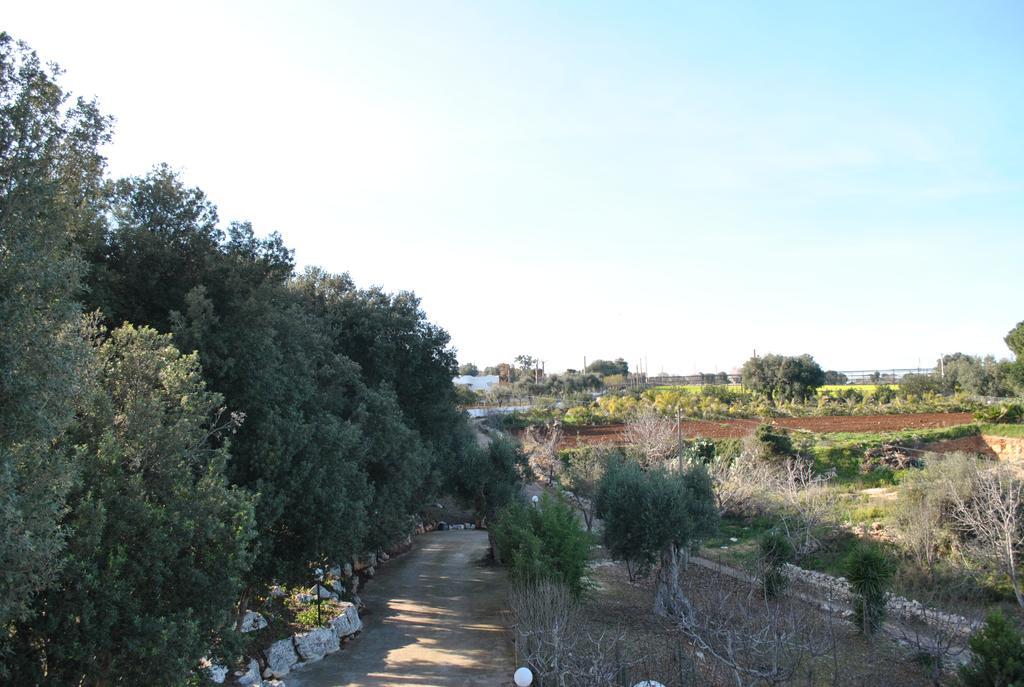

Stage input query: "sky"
[{"left": 7, "top": 1, "right": 1023, "bottom": 374}]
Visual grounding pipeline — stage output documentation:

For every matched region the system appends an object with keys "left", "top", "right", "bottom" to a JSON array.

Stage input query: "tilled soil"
[{"left": 554, "top": 412, "right": 975, "bottom": 447}]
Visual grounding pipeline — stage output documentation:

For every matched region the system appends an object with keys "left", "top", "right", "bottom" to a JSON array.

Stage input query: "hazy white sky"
[{"left": 8, "top": 1, "right": 1023, "bottom": 374}]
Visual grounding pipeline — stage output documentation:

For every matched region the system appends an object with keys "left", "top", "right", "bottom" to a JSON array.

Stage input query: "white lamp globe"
[
  {"left": 633, "top": 682, "right": 665, "bottom": 687},
  {"left": 513, "top": 666, "right": 533, "bottom": 686}
]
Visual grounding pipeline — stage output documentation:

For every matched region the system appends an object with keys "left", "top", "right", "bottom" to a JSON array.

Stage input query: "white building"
[{"left": 453, "top": 375, "right": 500, "bottom": 393}]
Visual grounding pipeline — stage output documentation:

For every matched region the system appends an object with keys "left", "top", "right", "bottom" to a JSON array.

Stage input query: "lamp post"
[{"left": 314, "top": 567, "right": 324, "bottom": 626}]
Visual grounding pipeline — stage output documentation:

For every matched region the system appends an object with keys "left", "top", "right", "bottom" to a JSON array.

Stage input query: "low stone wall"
[{"left": 781, "top": 564, "right": 978, "bottom": 637}]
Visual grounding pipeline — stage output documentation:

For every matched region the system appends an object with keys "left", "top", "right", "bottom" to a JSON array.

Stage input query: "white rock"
[
  {"left": 379, "top": 551, "right": 390, "bottom": 562},
  {"left": 269, "top": 584, "right": 286, "bottom": 598},
  {"left": 309, "top": 584, "right": 336, "bottom": 600},
  {"left": 328, "top": 564, "right": 342, "bottom": 578},
  {"left": 293, "top": 627, "right": 339, "bottom": 662},
  {"left": 240, "top": 610, "right": 269, "bottom": 633},
  {"left": 331, "top": 580, "right": 345, "bottom": 595},
  {"left": 343, "top": 562, "right": 353, "bottom": 578},
  {"left": 265, "top": 637, "right": 299, "bottom": 678},
  {"left": 235, "top": 658, "right": 262, "bottom": 686},
  {"left": 365, "top": 566, "right": 375, "bottom": 578},
  {"left": 200, "top": 658, "right": 228, "bottom": 684},
  {"left": 329, "top": 602, "right": 363, "bottom": 639}
]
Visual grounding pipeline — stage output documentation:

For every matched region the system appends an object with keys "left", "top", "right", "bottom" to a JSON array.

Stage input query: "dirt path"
[{"left": 289, "top": 531, "right": 513, "bottom": 687}]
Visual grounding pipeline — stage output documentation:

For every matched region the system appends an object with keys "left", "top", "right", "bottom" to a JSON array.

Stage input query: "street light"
[
  {"left": 314, "top": 567, "right": 324, "bottom": 626},
  {"left": 513, "top": 667, "right": 533, "bottom": 686}
]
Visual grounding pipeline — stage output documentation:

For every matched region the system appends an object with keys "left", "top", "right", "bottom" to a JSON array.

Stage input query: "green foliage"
[
  {"left": 1006, "top": 322, "right": 1024, "bottom": 360},
  {"left": 458, "top": 362, "right": 479, "bottom": 376},
  {"left": 741, "top": 353, "right": 825, "bottom": 403},
  {"left": 958, "top": 611, "right": 1024, "bottom": 687},
  {"left": 587, "top": 358, "right": 629, "bottom": 376},
  {"left": 5, "top": 326, "right": 256, "bottom": 684},
  {"left": 845, "top": 545, "right": 895, "bottom": 635},
  {"left": 754, "top": 424, "right": 795, "bottom": 459},
  {"left": 976, "top": 402, "right": 1024, "bottom": 425},
  {"left": 492, "top": 495, "right": 591, "bottom": 595},
  {"left": 0, "top": 32, "right": 111, "bottom": 629},
  {"left": 759, "top": 530, "right": 795, "bottom": 598},
  {"left": 596, "top": 457, "right": 718, "bottom": 578},
  {"left": 447, "top": 436, "right": 525, "bottom": 521}
]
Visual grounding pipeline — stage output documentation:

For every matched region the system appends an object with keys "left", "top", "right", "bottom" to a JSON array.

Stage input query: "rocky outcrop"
[
  {"left": 264, "top": 637, "right": 299, "bottom": 678},
  {"left": 329, "top": 602, "right": 363, "bottom": 639},
  {"left": 293, "top": 627, "right": 339, "bottom": 662},
  {"left": 240, "top": 610, "right": 268, "bottom": 633},
  {"left": 234, "top": 658, "right": 262, "bottom": 686}
]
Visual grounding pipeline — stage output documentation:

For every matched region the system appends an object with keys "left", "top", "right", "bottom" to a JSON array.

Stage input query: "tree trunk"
[{"left": 653, "top": 542, "right": 693, "bottom": 621}]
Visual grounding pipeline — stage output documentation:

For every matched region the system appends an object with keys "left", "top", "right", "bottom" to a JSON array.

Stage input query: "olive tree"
[{"left": 596, "top": 457, "right": 717, "bottom": 619}]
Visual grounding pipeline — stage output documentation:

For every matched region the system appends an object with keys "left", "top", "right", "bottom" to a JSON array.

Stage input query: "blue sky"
[{"left": 8, "top": 1, "right": 1023, "bottom": 374}]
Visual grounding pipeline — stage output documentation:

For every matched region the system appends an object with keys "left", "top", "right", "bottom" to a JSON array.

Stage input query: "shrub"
[
  {"left": 754, "top": 424, "right": 794, "bottom": 459},
  {"left": 759, "top": 530, "right": 795, "bottom": 598},
  {"left": 492, "top": 494, "right": 590, "bottom": 595},
  {"left": 845, "top": 545, "right": 894, "bottom": 635},
  {"left": 958, "top": 611, "right": 1024, "bottom": 687},
  {"left": 975, "top": 402, "right": 1024, "bottom": 425}
]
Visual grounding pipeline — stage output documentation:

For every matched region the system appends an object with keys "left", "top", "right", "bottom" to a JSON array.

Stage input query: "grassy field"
[{"left": 979, "top": 423, "right": 1024, "bottom": 438}]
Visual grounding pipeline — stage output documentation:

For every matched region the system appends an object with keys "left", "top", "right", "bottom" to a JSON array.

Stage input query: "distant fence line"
[{"left": 623, "top": 367, "right": 937, "bottom": 389}]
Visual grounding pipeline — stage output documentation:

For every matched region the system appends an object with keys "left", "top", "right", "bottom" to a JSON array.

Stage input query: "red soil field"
[{"left": 551, "top": 412, "right": 976, "bottom": 449}]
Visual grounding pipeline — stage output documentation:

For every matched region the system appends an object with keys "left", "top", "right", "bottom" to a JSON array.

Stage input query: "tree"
[
  {"left": 623, "top": 408, "right": 677, "bottom": 467},
  {"left": 824, "top": 370, "right": 848, "bottom": 385},
  {"left": 959, "top": 612, "right": 1024, "bottom": 687},
  {"left": 447, "top": 435, "right": 525, "bottom": 524},
  {"left": 5, "top": 326, "right": 256, "bottom": 684},
  {"left": 586, "top": 358, "right": 629, "bottom": 376},
  {"left": 558, "top": 447, "right": 610, "bottom": 532},
  {"left": 741, "top": 354, "right": 825, "bottom": 403},
  {"left": 458, "top": 362, "right": 479, "bottom": 376},
  {"left": 596, "top": 458, "right": 718, "bottom": 618},
  {"left": 492, "top": 494, "right": 590, "bottom": 595},
  {"left": 0, "top": 32, "right": 110, "bottom": 628},
  {"left": 1006, "top": 321, "right": 1024, "bottom": 360},
  {"left": 947, "top": 463, "right": 1024, "bottom": 607}
]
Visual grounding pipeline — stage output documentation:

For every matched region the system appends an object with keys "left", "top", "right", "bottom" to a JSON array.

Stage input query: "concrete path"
[{"left": 289, "top": 531, "right": 513, "bottom": 687}]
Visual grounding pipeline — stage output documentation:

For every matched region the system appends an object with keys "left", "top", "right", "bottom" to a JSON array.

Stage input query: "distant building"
[{"left": 453, "top": 375, "right": 500, "bottom": 393}]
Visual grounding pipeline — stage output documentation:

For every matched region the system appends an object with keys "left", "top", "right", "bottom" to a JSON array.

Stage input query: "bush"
[
  {"left": 754, "top": 424, "right": 794, "bottom": 459},
  {"left": 958, "top": 611, "right": 1024, "bottom": 686},
  {"left": 492, "top": 495, "right": 590, "bottom": 595},
  {"left": 845, "top": 545, "right": 894, "bottom": 635},
  {"left": 759, "top": 531, "right": 795, "bottom": 598},
  {"left": 975, "top": 402, "right": 1024, "bottom": 425}
]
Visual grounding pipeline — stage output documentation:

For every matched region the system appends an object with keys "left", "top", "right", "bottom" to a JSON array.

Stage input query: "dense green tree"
[
  {"left": 741, "top": 353, "right": 825, "bottom": 403},
  {"left": 586, "top": 358, "right": 629, "bottom": 376},
  {"left": 0, "top": 32, "right": 110, "bottom": 627},
  {"left": 492, "top": 494, "right": 590, "bottom": 595},
  {"left": 824, "top": 370, "right": 848, "bottom": 385},
  {"left": 596, "top": 457, "right": 718, "bottom": 618},
  {"left": 458, "top": 362, "right": 479, "bottom": 376},
  {"left": 447, "top": 435, "right": 525, "bottom": 523},
  {"left": 958, "top": 611, "right": 1024, "bottom": 687},
  {"left": 5, "top": 326, "right": 255, "bottom": 685}
]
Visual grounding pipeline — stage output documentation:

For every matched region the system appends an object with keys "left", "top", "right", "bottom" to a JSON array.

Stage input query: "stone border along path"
[
  {"left": 689, "top": 555, "right": 976, "bottom": 666},
  {"left": 287, "top": 529, "right": 513, "bottom": 687}
]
